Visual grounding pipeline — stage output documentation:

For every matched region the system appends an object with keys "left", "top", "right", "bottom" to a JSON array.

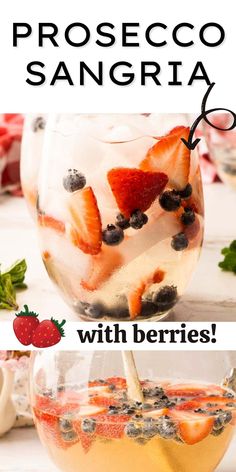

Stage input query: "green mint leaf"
[
  {"left": 0, "top": 273, "right": 18, "bottom": 310},
  {"left": 219, "top": 241, "right": 236, "bottom": 274},
  {"left": 229, "top": 240, "right": 236, "bottom": 252},
  {"left": 3, "top": 259, "right": 27, "bottom": 286}
]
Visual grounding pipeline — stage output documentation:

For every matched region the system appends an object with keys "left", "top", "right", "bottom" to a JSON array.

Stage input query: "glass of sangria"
[
  {"left": 21, "top": 114, "right": 47, "bottom": 218},
  {"left": 203, "top": 113, "right": 236, "bottom": 189},
  {"left": 30, "top": 350, "right": 236, "bottom": 472},
  {"left": 37, "top": 114, "right": 204, "bottom": 321}
]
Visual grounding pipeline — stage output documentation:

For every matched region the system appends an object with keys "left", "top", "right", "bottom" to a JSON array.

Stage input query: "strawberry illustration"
[
  {"left": 13, "top": 305, "right": 39, "bottom": 346},
  {"left": 32, "top": 318, "right": 66, "bottom": 348}
]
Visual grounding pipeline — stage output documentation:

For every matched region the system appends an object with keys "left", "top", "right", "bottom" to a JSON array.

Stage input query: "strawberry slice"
[
  {"left": 73, "top": 420, "right": 95, "bottom": 453},
  {"left": 77, "top": 405, "right": 106, "bottom": 417},
  {"left": 106, "top": 377, "right": 127, "bottom": 390},
  {"left": 95, "top": 414, "right": 129, "bottom": 439},
  {"left": 197, "top": 396, "right": 236, "bottom": 409},
  {"left": 34, "top": 408, "right": 79, "bottom": 450},
  {"left": 88, "top": 386, "right": 116, "bottom": 407},
  {"left": 171, "top": 409, "right": 214, "bottom": 445},
  {"left": 90, "top": 396, "right": 118, "bottom": 407},
  {"left": 38, "top": 214, "right": 65, "bottom": 233},
  {"left": 165, "top": 383, "right": 224, "bottom": 397},
  {"left": 127, "top": 268, "right": 165, "bottom": 320},
  {"left": 140, "top": 126, "right": 191, "bottom": 190},
  {"left": 142, "top": 408, "right": 169, "bottom": 418},
  {"left": 175, "top": 401, "right": 202, "bottom": 411},
  {"left": 68, "top": 187, "right": 102, "bottom": 255},
  {"left": 107, "top": 168, "right": 168, "bottom": 218},
  {"left": 81, "top": 246, "right": 123, "bottom": 291}
]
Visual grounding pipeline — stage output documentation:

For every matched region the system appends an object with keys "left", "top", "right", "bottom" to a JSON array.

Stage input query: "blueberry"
[
  {"left": 223, "top": 392, "right": 235, "bottom": 399},
  {"left": 59, "top": 418, "right": 73, "bottom": 433},
  {"left": 135, "top": 437, "right": 148, "bottom": 445},
  {"left": 152, "top": 285, "right": 177, "bottom": 307},
  {"left": 63, "top": 169, "right": 86, "bottom": 192},
  {"left": 102, "top": 224, "right": 124, "bottom": 246},
  {"left": 142, "top": 403, "right": 152, "bottom": 411},
  {"left": 143, "top": 387, "right": 164, "bottom": 398},
  {"left": 140, "top": 301, "right": 158, "bottom": 317},
  {"left": 134, "top": 402, "right": 143, "bottom": 410},
  {"left": 222, "top": 164, "right": 236, "bottom": 176},
  {"left": 82, "top": 418, "right": 96, "bottom": 434},
  {"left": 212, "top": 426, "right": 224, "bottom": 436},
  {"left": 159, "top": 191, "right": 181, "bottom": 212},
  {"left": 213, "top": 415, "right": 225, "bottom": 430},
  {"left": 84, "top": 303, "right": 104, "bottom": 319},
  {"left": 142, "top": 419, "right": 159, "bottom": 438},
  {"left": 222, "top": 411, "right": 232, "bottom": 425},
  {"left": 32, "top": 116, "right": 46, "bottom": 132},
  {"left": 130, "top": 210, "right": 148, "bottom": 230},
  {"left": 181, "top": 208, "right": 195, "bottom": 226},
  {"left": 171, "top": 232, "right": 189, "bottom": 251},
  {"left": 133, "top": 414, "right": 143, "bottom": 419},
  {"left": 124, "top": 407, "right": 136, "bottom": 415},
  {"left": 116, "top": 213, "right": 130, "bottom": 230},
  {"left": 194, "top": 408, "right": 206, "bottom": 414},
  {"left": 178, "top": 184, "right": 192, "bottom": 199},
  {"left": 157, "top": 417, "right": 177, "bottom": 439},
  {"left": 61, "top": 430, "right": 78, "bottom": 442},
  {"left": 125, "top": 422, "right": 142, "bottom": 438}
]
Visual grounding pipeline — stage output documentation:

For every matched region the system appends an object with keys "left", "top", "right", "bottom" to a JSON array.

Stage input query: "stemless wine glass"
[
  {"left": 20, "top": 113, "right": 47, "bottom": 218},
  {"left": 37, "top": 114, "right": 204, "bottom": 321},
  {"left": 30, "top": 351, "right": 236, "bottom": 472},
  {"left": 203, "top": 113, "right": 236, "bottom": 189}
]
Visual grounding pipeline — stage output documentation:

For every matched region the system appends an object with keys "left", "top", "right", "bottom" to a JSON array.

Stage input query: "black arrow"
[{"left": 181, "top": 82, "right": 236, "bottom": 150}]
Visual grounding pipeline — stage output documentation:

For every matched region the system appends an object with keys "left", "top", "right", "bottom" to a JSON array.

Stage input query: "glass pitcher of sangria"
[{"left": 30, "top": 350, "right": 236, "bottom": 472}]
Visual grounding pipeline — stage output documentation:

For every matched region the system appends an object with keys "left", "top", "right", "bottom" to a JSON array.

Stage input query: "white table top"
[
  {"left": 0, "top": 426, "right": 234, "bottom": 471},
  {"left": 0, "top": 183, "right": 236, "bottom": 321}
]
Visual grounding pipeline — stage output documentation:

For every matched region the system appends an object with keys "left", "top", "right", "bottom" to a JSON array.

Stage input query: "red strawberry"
[
  {"left": 38, "top": 213, "right": 65, "bottom": 233},
  {"left": 197, "top": 396, "right": 236, "bottom": 409},
  {"left": 68, "top": 187, "right": 102, "bottom": 255},
  {"left": 171, "top": 409, "right": 214, "bottom": 445},
  {"left": 142, "top": 408, "right": 169, "bottom": 418},
  {"left": 127, "top": 268, "right": 165, "bottom": 320},
  {"left": 13, "top": 305, "right": 39, "bottom": 346},
  {"left": 140, "top": 126, "right": 191, "bottom": 190},
  {"left": 32, "top": 318, "right": 66, "bottom": 348},
  {"left": 106, "top": 377, "right": 127, "bottom": 390},
  {"left": 96, "top": 414, "right": 129, "bottom": 439},
  {"left": 34, "top": 408, "right": 78, "bottom": 450},
  {"left": 107, "top": 168, "right": 168, "bottom": 218},
  {"left": 73, "top": 405, "right": 106, "bottom": 453},
  {"left": 73, "top": 420, "right": 95, "bottom": 453},
  {"left": 165, "top": 383, "right": 224, "bottom": 397}
]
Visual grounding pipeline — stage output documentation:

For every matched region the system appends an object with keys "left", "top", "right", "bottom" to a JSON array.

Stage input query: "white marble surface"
[
  {"left": 0, "top": 183, "right": 236, "bottom": 321},
  {"left": 0, "top": 426, "right": 235, "bottom": 471}
]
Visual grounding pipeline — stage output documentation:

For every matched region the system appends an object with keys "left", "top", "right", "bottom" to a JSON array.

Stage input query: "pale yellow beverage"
[{"left": 33, "top": 378, "right": 236, "bottom": 472}]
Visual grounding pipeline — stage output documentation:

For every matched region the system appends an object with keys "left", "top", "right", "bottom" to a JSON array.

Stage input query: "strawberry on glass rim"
[{"left": 36, "top": 114, "right": 204, "bottom": 321}]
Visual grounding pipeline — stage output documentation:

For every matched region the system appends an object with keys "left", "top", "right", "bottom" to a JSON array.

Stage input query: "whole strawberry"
[
  {"left": 13, "top": 305, "right": 39, "bottom": 346},
  {"left": 32, "top": 318, "right": 66, "bottom": 348}
]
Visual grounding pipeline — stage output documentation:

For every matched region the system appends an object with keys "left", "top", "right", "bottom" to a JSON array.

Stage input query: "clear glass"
[
  {"left": 30, "top": 351, "right": 236, "bottom": 472},
  {"left": 203, "top": 113, "right": 236, "bottom": 190},
  {"left": 37, "top": 114, "right": 204, "bottom": 321},
  {"left": 20, "top": 113, "right": 47, "bottom": 218}
]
